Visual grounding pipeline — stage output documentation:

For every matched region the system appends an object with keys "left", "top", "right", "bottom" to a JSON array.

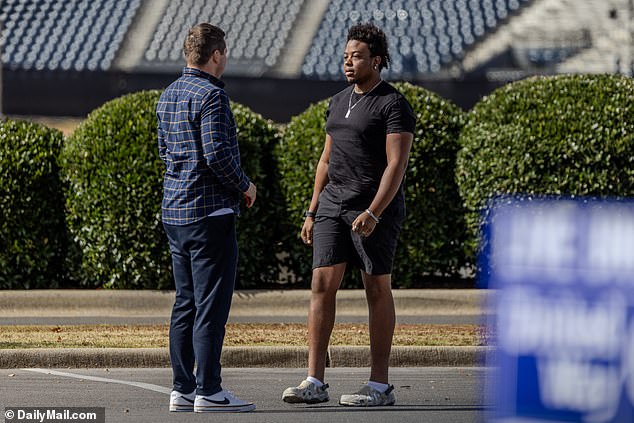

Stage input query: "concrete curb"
[
  {"left": 329, "top": 346, "right": 489, "bottom": 367},
  {"left": 0, "top": 346, "right": 490, "bottom": 369}
]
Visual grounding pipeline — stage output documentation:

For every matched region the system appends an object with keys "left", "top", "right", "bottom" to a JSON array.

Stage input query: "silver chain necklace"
[{"left": 345, "top": 79, "right": 383, "bottom": 119}]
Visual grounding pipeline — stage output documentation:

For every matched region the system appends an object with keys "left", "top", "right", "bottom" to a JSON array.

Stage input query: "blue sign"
[{"left": 482, "top": 196, "right": 634, "bottom": 423}]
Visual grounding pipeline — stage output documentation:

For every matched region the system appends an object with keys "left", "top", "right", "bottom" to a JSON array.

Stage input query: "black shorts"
[{"left": 312, "top": 209, "right": 404, "bottom": 275}]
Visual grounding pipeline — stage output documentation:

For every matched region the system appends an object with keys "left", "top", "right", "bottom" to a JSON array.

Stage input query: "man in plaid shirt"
[{"left": 157, "top": 23, "right": 256, "bottom": 413}]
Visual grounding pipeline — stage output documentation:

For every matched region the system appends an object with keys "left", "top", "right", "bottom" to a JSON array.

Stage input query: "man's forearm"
[
  {"left": 206, "top": 150, "right": 250, "bottom": 192},
  {"left": 368, "top": 162, "right": 407, "bottom": 217}
]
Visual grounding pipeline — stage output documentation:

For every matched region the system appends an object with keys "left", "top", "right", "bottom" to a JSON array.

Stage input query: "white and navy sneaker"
[
  {"left": 339, "top": 384, "right": 396, "bottom": 407},
  {"left": 282, "top": 379, "right": 330, "bottom": 404},
  {"left": 169, "top": 390, "right": 195, "bottom": 412},
  {"left": 194, "top": 389, "right": 256, "bottom": 413}
]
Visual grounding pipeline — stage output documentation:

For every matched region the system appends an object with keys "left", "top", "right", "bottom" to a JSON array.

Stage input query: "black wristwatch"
[{"left": 304, "top": 210, "right": 316, "bottom": 218}]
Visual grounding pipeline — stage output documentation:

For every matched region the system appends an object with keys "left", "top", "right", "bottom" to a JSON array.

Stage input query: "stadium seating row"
[
  {"left": 142, "top": 0, "right": 303, "bottom": 76},
  {"left": 302, "top": 0, "right": 531, "bottom": 79},
  {"left": 1, "top": 0, "right": 140, "bottom": 71},
  {"left": 1, "top": 0, "right": 531, "bottom": 78}
]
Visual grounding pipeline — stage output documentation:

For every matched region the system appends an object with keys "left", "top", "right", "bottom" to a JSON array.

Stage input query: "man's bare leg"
[
  {"left": 307, "top": 263, "right": 347, "bottom": 382},
  {"left": 361, "top": 272, "right": 395, "bottom": 384}
]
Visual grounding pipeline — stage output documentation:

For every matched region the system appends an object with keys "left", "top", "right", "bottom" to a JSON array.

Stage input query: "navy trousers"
[{"left": 163, "top": 214, "right": 237, "bottom": 396}]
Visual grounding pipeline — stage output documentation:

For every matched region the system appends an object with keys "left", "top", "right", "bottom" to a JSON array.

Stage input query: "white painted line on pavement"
[{"left": 23, "top": 368, "right": 171, "bottom": 395}]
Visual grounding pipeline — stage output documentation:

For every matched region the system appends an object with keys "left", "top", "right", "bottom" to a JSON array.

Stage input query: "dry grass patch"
[{"left": 0, "top": 324, "right": 485, "bottom": 349}]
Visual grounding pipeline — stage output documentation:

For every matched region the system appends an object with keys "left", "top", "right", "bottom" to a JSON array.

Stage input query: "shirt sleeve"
[
  {"left": 201, "top": 90, "right": 251, "bottom": 192},
  {"left": 157, "top": 114, "right": 168, "bottom": 165},
  {"left": 385, "top": 95, "right": 416, "bottom": 135}
]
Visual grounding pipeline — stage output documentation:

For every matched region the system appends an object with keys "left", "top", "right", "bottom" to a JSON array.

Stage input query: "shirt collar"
[{"left": 182, "top": 67, "right": 225, "bottom": 88}]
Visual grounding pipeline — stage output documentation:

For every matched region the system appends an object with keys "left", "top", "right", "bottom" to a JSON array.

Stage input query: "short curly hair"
[{"left": 346, "top": 23, "right": 390, "bottom": 71}]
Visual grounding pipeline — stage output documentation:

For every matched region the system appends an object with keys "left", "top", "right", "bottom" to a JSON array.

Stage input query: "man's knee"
[
  {"left": 362, "top": 273, "right": 392, "bottom": 299},
  {"left": 311, "top": 265, "right": 345, "bottom": 295}
]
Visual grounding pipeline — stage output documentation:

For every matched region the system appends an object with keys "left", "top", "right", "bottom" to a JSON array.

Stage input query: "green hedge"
[
  {"left": 275, "top": 98, "right": 329, "bottom": 286},
  {"left": 230, "top": 103, "right": 287, "bottom": 287},
  {"left": 62, "top": 91, "right": 168, "bottom": 289},
  {"left": 456, "top": 74, "right": 634, "bottom": 258},
  {"left": 0, "top": 119, "right": 67, "bottom": 288},
  {"left": 62, "top": 91, "right": 283, "bottom": 289},
  {"left": 277, "top": 82, "right": 467, "bottom": 287}
]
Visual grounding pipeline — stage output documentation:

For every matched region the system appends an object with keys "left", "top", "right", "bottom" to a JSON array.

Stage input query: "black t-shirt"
[{"left": 319, "top": 81, "right": 416, "bottom": 216}]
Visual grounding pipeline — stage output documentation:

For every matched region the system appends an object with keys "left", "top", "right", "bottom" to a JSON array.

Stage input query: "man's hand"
[
  {"left": 244, "top": 182, "right": 257, "bottom": 208},
  {"left": 351, "top": 212, "right": 377, "bottom": 238},
  {"left": 301, "top": 217, "right": 315, "bottom": 245}
]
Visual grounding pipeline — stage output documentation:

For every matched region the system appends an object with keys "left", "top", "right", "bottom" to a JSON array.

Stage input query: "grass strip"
[{"left": 0, "top": 324, "right": 486, "bottom": 349}]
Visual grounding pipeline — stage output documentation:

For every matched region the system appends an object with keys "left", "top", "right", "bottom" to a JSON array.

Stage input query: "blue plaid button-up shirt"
[{"left": 157, "top": 67, "right": 250, "bottom": 226}]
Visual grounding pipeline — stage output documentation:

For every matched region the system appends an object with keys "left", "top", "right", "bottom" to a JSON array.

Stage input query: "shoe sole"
[
  {"left": 169, "top": 405, "right": 194, "bottom": 412},
  {"left": 339, "top": 400, "right": 395, "bottom": 407},
  {"left": 282, "top": 395, "right": 329, "bottom": 404},
  {"left": 194, "top": 404, "right": 256, "bottom": 413}
]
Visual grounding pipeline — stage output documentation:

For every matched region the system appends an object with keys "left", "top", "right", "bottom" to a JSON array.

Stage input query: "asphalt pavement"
[{"left": 0, "top": 367, "right": 488, "bottom": 423}]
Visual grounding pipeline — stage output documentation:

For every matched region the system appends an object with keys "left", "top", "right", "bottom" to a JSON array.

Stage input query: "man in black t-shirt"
[{"left": 282, "top": 23, "right": 416, "bottom": 407}]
